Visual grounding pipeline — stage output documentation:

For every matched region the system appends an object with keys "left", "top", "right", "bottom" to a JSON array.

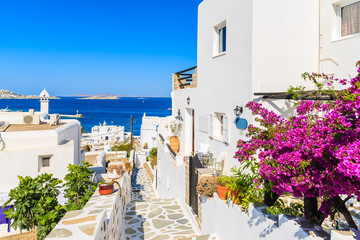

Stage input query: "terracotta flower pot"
[
  {"left": 170, "top": 136, "right": 180, "bottom": 153},
  {"left": 216, "top": 185, "right": 230, "bottom": 200},
  {"left": 99, "top": 183, "right": 114, "bottom": 195}
]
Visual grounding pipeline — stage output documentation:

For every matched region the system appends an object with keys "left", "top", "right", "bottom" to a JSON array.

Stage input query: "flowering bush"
[{"left": 235, "top": 61, "right": 360, "bottom": 229}]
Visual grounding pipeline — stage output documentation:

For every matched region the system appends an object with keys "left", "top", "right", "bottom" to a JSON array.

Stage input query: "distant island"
[
  {"left": 0, "top": 89, "right": 59, "bottom": 99},
  {"left": 79, "top": 96, "right": 120, "bottom": 100}
]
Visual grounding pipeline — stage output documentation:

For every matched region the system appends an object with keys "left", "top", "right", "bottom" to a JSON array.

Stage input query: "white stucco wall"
[
  {"left": 0, "top": 120, "right": 82, "bottom": 193},
  {"left": 156, "top": 141, "right": 200, "bottom": 230},
  {"left": 90, "top": 125, "right": 125, "bottom": 143},
  {"left": 321, "top": 0, "right": 360, "bottom": 81},
  {"left": 140, "top": 114, "right": 161, "bottom": 149},
  {"left": 252, "top": 0, "right": 319, "bottom": 93},
  {"left": 169, "top": 0, "right": 360, "bottom": 175},
  {"left": 0, "top": 111, "right": 41, "bottom": 124},
  {"left": 201, "top": 195, "right": 322, "bottom": 240}
]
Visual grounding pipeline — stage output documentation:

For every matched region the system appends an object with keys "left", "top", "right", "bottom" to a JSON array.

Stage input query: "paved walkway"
[{"left": 124, "top": 168, "right": 215, "bottom": 240}]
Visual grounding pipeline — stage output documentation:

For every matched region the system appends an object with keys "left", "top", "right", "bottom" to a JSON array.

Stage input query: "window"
[
  {"left": 219, "top": 26, "right": 226, "bottom": 53},
  {"left": 39, "top": 155, "right": 53, "bottom": 172},
  {"left": 209, "top": 113, "right": 228, "bottom": 143},
  {"left": 213, "top": 21, "right": 227, "bottom": 56},
  {"left": 340, "top": 1, "right": 360, "bottom": 37}
]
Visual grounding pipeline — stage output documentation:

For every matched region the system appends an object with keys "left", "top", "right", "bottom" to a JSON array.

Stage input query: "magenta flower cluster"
[{"left": 235, "top": 61, "right": 360, "bottom": 218}]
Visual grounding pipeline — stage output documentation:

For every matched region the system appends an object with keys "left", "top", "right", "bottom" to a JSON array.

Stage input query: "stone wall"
[{"left": 46, "top": 172, "right": 131, "bottom": 240}]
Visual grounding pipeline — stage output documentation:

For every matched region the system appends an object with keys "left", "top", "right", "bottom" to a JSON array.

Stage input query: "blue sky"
[{"left": 0, "top": 0, "right": 202, "bottom": 96}]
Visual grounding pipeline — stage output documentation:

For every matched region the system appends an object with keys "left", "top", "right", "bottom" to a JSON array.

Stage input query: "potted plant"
[
  {"left": 196, "top": 176, "right": 218, "bottom": 198},
  {"left": 165, "top": 120, "right": 182, "bottom": 153},
  {"left": 99, "top": 182, "right": 114, "bottom": 195},
  {"left": 226, "top": 171, "right": 254, "bottom": 205},
  {"left": 216, "top": 175, "right": 230, "bottom": 200}
]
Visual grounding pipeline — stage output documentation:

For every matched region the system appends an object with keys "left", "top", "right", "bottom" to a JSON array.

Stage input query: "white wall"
[
  {"left": 90, "top": 125, "right": 125, "bottom": 143},
  {"left": 201, "top": 194, "right": 323, "bottom": 240},
  {"left": 156, "top": 142, "right": 200, "bottom": 230},
  {"left": 321, "top": 0, "right": 360, "bottom": 81},
  {"left": 252, "top": 0, "right": 319, "bottom": 93},
  {"left": 0, "top": 120, "right": 82, "bottom": 193},
  {"left": 170, "top": 0, "right": 360, "bottom": 175},
  {"left": 0, "top": 111, "right": 41, "bottom": 124},
  {"left": 140, "top": 114, "right": 161, "bottom": 149}
]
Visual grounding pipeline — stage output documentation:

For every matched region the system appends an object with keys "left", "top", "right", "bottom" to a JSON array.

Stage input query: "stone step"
[{"left": 180, "top": 233, "right": 219, "bottom": 240}]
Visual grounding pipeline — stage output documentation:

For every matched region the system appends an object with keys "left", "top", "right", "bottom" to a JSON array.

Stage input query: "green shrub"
[
  {"left": 149, "top": 147, "right": 157, "bottom": 169},
  {"left": 111, "top": 142, "right": 134, "bottom": 156},
  {"left": 267, "top": 198, "right": 304, "bottom": 218},
  {"left": 149, "top": 147, "right": 157, "bottom": 158},
  {"left": 63, "top": 161, "right": 96, "bottom": 211},
  {"left": 151, "top": 158, "right": 157, "bottom": 169},
  {"left": 226, "top": 167, "right": 263, "bottom": 208},
  {"left": 217, "top": 175, "right": 230, "bottom": 187},
  {"left": 3, "top": 174, "right": 66, "bottom": 240}
]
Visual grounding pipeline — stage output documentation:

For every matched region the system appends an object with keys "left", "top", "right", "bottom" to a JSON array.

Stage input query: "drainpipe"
[{"left": 318, "top": 0, "right": 323, "bottom": 74}]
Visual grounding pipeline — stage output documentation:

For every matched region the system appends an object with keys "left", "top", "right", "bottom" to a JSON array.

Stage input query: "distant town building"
[{"left": 140, "top": 113, "right": 161, "bottom": 149}]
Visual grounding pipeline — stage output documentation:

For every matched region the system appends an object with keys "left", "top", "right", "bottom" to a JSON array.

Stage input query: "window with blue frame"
[{"left": 219, "top": 26, "right": 226, "bottom": 53}]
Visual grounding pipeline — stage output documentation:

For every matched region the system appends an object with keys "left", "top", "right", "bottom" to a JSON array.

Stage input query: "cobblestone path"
[{"left": 124, "top": 168, "right": 215, "bottom": 240}]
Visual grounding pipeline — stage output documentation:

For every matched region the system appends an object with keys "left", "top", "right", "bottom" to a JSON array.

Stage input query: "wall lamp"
[
  {"left": 175, "top": 109, "right": 183, "bottom": 121},
  {"left": 233, "top": 105, "right": 243, "bottom": 117},
  {"left": 187, "top": 97, "right": 190, "bottom": 105}
]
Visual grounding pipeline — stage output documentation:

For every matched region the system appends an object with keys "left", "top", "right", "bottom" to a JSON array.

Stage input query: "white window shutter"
[
  {"left": 209, "top": 113, "right": 213, "bottom": 137},
  {"left": 223, "top": 115, "right": 228, "bottom": 143}
]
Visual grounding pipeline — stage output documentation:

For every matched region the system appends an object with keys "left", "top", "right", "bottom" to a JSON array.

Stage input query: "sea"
[{"left": 0, "top": 97, "right": 172, "bottom": 135}]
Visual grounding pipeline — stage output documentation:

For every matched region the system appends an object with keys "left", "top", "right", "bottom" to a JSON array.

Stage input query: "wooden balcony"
[{"left": 173, "top": 66, "right": 197, "bottom": 90}]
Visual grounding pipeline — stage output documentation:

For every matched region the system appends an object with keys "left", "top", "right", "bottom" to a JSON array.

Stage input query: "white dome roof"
[{"left": 39, "top": 89, "right": 50, "bottom": 98}]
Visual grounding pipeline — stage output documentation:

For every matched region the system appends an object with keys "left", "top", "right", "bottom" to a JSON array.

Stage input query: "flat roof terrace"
[{"left": 1, "top": 123, "right": 65, "bottom": 132}]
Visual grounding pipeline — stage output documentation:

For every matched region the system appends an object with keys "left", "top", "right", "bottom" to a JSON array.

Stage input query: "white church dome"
[{"left": 39, "top": 89, "right": 50, "bottom": 98}]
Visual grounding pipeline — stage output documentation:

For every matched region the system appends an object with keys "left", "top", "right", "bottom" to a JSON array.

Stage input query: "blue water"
[{"left": 0, "top": 97, "right": 171, "bottom": 135}]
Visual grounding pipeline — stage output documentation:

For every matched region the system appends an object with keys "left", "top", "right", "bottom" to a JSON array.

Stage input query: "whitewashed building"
[
  {"left": 155, "top": 0, "right": 360, "bottom": 239},
  {"left": 0, "top": 90, "right": 84, "bottom": 204},
  {"left": 89, "top": 121, "right": 125, "bottom": 143},
  {"left": 140, "top": 113, "right": 161, "bottom": 149}
]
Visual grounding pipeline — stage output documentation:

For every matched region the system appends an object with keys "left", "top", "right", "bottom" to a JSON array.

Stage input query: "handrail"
[
  {"left": 159, "top": 134, "right": 165, "bottom": 144},
  {"left": 174, "top": 66, "right": 197, "bottom": 75},
  {"left": 166, "top": 143, "right": 177, "bottom": 159}
]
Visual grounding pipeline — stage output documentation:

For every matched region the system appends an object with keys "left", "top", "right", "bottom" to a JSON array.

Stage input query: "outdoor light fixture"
[
  {"left": 233, "top": 105, "right": 243, "bottom": 117},
  {"left": 187, "top": 97, "right": 190, "bottom": 105},
  {"left": 175, "top": 109, "right": 183, "bottom": 121}
]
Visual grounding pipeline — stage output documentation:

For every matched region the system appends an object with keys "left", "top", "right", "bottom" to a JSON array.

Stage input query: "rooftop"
[{"left": 1, "top": 123, "right": 65, "bottom": 132}]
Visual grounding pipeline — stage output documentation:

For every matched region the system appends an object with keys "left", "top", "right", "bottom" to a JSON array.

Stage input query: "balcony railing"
[{"left": 173, "top": 66, "right": 197, "bottom": 90}]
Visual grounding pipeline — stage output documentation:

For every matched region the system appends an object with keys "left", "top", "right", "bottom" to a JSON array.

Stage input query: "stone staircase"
[{"left": 123, "top": 168, "right": 219, "bottom": 240}]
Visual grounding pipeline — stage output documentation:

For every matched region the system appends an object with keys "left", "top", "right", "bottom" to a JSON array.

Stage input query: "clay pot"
[
  {"left": 170, "top": 136, "right": 180, "bottom": 153},
  {"left": 216, "top": 185, "right": 230, "bottom": 200},
  {"left": 99, "top": 183, "right": 114, "bottom": 195}
]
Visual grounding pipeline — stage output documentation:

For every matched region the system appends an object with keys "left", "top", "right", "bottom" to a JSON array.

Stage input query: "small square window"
[
  {"left": 340, "top": 1, "right": 360, "bottom": 37},
  {"left": 39, "top": 155, "right": 53, "bottom": 172},
  {"left": 42, "top": 157, "right": 50, "bottom": 167}
]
